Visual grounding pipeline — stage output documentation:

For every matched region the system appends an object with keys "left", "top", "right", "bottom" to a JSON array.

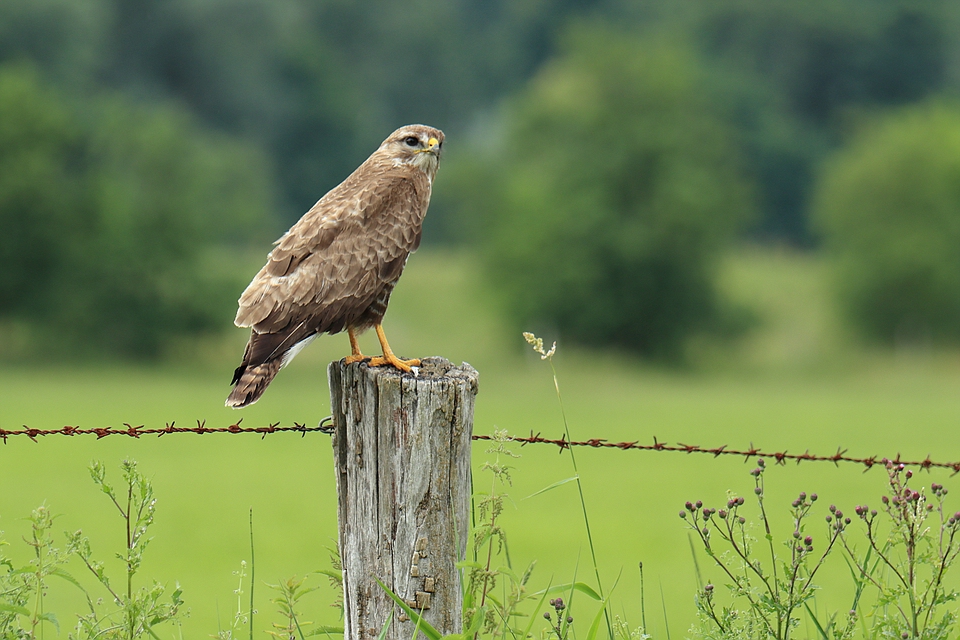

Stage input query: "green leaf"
[
  {"left": 585, "top": 594, "right": 612, "bottom": 640},
  {"left": 374, "top": 577, "right": 442, "bottom": 640},
  {"left": 375, "top": 611, "right": 393, "bottom": 640},
  {"left": 305, "top": 625, "right": 345, "bottom": 637},
  {"left": 523, "top": 476, "right": 579, "bottom": 500},
  {"left": 803, "top": 601, "right": 830, "bottom": 640},
  {"left": 50, "top": 567, "right": 88, "bottom": 593},
  {"left": 532, "top": 582, "right": 602, "bottom": 601},
  {"left": 521, "top": 579, "right": 553, "bottom": 640},
  {"left": 0, "top": 603, "right": 31, "bottom": 616},
  {"left": 38, "top": 611, "right": 60, "bottom": 634}
]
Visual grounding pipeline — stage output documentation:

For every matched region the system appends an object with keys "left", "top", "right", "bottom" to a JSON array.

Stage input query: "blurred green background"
[{"left": 2, "top": 1, "right": 960, "bottom": 638}]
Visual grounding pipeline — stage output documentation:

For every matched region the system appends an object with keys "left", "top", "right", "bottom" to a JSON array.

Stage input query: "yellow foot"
[
  {"left": 344, "top": 354, "right": 369, "bottom": 364},
  {"left": 367, "top": 354, "right": 421, "bottom": 372}
]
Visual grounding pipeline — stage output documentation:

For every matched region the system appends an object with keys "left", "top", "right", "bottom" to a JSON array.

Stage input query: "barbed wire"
[
  {"left": 0, "top": 419, "right": 335, "bottom": 442},
  {"left": 1, "top": 420, "right": 956, "bottom": 474},
  {"left": 474, "top": 433, "right": 960, "bottom": 475}
]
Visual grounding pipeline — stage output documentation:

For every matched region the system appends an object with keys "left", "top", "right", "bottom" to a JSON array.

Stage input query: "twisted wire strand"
[{"left": 1, "top": 420, "right": 954, "bottom": 474}]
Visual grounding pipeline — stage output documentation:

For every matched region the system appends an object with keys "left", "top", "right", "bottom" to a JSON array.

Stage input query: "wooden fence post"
[{"left": 329, "top": 357, "right": 479, "bottom": 640}]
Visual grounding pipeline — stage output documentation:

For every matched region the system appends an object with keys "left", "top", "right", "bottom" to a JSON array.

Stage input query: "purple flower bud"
[
  {"left": 685, "top": 502, "right": 693, "bottom": 511},
  {"left": 844, "top": 517, "right": 851, "bottom": 525},
  {"left": 544, "top": 612, "right": 551, "bottom": 620},
  {"left": 705, "top": 584, "right": 714, "bottom": 591},
  {"left": 799, "top": 492, "right": 806, "bottom": 500},
  {"left": 905, "top": 470, "right": 912, "bottom": 479},
  {"left": 882, "top": 496, "right": 889, "bottom": 504},
  {"left": 871, "top": 510, "right": 877, "bottom": 517},
  {"left": 826, "top": 515, "right": 832, "bottom": 523},
  {"left": 793, "top": 530, "right": 800, "bottom": 539},
  {"left": 738, "top": 496, "right": 745, "bottom": 506},
  {"left": 719, "top": 509, "right": 727, "bottom": 519},
  {"left": 911, "top": 491, "right": 920, "bottom": 501},
  {"left": 566, "top": 616, "right": 573, "bottom": 624},
  {"left": 680, "top": 511, "right": 687, "bottom": 519},
  {"left": 755, "top": 487, "right": 762, "bottom": 495},
  {"left": 738, "top": 516, "right": 746, "bottom": 524},
  {"left": 804, "top": 535, "right": 813, "bottom": 545},
  {"left": 758, "top": 458, "right": 765, "bottom": 467},
  {"left": 792, "top": 499, "right": 801, "bottom": 508},
  {"left": 702, "top": 527, "right": 709, "bottom": 535},
  {"left": 829, "top": 505, "right": 837, "bottom": 513},
  {"left": 695, "top": 500, "right": 703, "bottom": 509},
  {"left": 811, "top": 493, "right": 818, "bottom": 502}
]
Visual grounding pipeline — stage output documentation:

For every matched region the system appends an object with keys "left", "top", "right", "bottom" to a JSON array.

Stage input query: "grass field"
[{"left": 2, "top": 247, "right": 959, "bottom": 638}]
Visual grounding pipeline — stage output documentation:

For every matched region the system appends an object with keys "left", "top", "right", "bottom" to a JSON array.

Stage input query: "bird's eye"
[{"left": 404, "top": 136, "right": 419, "bottom": 147}]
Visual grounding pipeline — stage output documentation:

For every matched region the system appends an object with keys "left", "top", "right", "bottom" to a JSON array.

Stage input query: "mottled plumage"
[{"left": 226, "top": 125, "right": 443, "bottom": 408}]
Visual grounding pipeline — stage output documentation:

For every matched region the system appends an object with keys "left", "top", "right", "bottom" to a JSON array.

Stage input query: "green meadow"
[{"left": 2, "top": 248, "right": 959, "bottom": 638}]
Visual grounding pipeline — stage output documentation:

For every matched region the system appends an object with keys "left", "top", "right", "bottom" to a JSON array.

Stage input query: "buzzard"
[{"left": 226, "top": 124, "right": 444, "bottom": 408}]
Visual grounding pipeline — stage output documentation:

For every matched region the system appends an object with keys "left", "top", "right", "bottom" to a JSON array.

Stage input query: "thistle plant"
[
  {"left": 842, "top": 460, "right": 960, "bottom": 639},
  {"left": 542, "top": 597, "right": 573, "bottom": 640},
  {"left": 682, "top": 459, "right": 848, "bottom": 640}
]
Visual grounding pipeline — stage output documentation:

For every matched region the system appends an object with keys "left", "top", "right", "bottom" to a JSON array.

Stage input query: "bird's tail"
[{"left": 226, "top": 360, "right": 283, "bottom": 408}]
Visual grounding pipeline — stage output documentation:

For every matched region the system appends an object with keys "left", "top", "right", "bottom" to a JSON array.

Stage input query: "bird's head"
[{"left": 381, "top": 125, "right": 444, "bottom": 175}]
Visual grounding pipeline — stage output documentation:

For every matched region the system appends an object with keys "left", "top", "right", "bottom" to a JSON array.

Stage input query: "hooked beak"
[{"left": 420, "top": 136, "right": 441, "bottom": 158}]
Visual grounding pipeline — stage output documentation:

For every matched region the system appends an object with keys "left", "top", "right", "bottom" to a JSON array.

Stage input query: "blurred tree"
[
  {"left": 686, "top": 0, "right": 951, "bottom": 245},
  {"left": 0, "top": 64, "right": 274, "bottom": 358},
  {"left": 470, "top": 27, "right": 754, "bottom": 358},
  {"left": 812, "top": 101, "right": 960, "bottom": 345},
  {"left": 0, "top": 64, "right": 83, "bottom": 317}
]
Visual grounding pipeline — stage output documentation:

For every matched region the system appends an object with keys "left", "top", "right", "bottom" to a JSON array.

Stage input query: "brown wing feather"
[{"left": 233, "top": 170, "right": 427, "bottom": 369}]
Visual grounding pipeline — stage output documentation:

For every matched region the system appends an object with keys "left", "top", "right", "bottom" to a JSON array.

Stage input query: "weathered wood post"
[{"left": 329, "top": 357, "right": 478, "bottom": 640}]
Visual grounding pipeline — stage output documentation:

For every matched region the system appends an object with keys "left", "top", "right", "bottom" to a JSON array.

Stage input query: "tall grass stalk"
[{"left": 523, "top": 332, "right": 614, "bottom": 640}]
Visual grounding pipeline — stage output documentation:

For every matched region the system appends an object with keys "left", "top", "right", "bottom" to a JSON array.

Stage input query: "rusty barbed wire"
[
  {"left": 0, "top": 418, "right": 334, "bottom": 442},
  {"left": 1, "top": 419, "right": 957, "bottom": 474},
  {"left": 473, "top": 432, "right": 960, "bottom": 475}
]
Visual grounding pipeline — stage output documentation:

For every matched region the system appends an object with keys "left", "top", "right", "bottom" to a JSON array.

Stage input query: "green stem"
[{"left": 548, "top": 360, "right": 613, "bottom": 640}]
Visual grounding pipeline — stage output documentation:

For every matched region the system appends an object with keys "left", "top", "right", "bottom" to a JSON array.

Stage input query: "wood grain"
[{"left": 329, "top": 357, "right": 478, "bottom": 640}]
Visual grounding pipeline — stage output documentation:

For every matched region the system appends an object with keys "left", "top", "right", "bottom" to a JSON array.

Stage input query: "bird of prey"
[{"left": 226, "top": 124, "right": 444, "bottom": 408}]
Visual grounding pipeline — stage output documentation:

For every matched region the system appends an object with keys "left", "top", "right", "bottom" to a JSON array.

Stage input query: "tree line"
[{"left": 2, "top": 0, "right": 958, "bottom": 358}]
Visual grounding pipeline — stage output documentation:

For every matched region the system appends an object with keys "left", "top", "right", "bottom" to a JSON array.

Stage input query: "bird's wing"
[{"left": 234, "top": 173, "right": 424, "bottom": 338}]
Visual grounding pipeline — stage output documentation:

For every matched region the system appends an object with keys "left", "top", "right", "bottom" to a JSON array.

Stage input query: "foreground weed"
[
  {"left": 0, "top": 460, "right": 181, "bottom": 640},
  {"left": 523, "top": 332, "right": 613, "bottom": 640},
  {"left": 0, "top": 504, "right": 73, "bottom": 639},
  {"left": 682, "top": 459, "right": 848, "bottom": 640},
  {"left": 67, "top": 459, "right": 183, "bottom": 640},
  {"left": 462, "top": 429, "right": 537, "bottom": 638},
  {"left": 842, "top": 460, "right": 960, "bottom": 639},
  {"left": 215, "top": 560, "right": 254, "bottom": 640}
]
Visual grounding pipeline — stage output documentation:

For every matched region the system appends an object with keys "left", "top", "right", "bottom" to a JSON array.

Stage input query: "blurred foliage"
[
  {"left": 1, "top": 0, "right": 959, "bottom": 359},
  {"left": 0, "top": 64, "right": 272, "bottom": 358},
  {"left": 812, "top": 101, "right": 960, "bottom": 346},
  {"left": 464, "top": 28, "right": 753, "bottom": 358},
  {"left": 668, "top": 0, "right": 953, "bottom": 244}
]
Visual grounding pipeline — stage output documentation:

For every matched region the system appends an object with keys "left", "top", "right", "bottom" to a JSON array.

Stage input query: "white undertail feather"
[{"left": 280, "top": 334, "right": 317, "bottom": 368}]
